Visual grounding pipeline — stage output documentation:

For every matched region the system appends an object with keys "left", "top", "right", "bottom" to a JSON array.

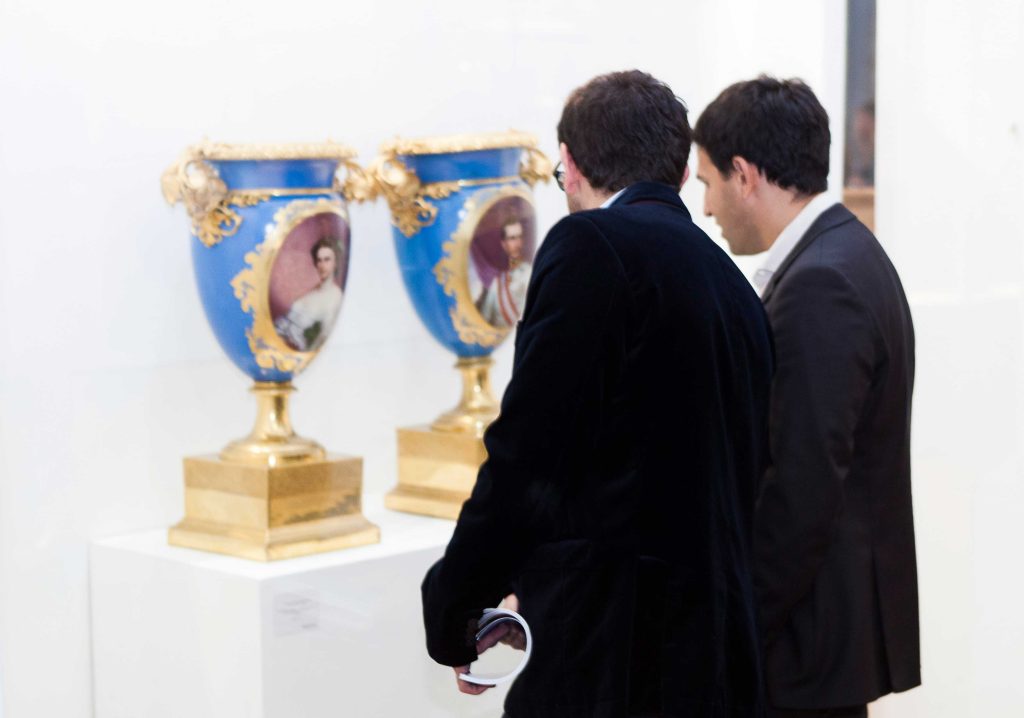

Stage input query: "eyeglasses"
[{"left": 553, "top": 161, "right": 566, "bottom": 191}]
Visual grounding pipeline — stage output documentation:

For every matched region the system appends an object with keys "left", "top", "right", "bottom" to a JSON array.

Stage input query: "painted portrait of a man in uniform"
[{"left": 468, "top": 197, "right": 536, "bottom": 330}]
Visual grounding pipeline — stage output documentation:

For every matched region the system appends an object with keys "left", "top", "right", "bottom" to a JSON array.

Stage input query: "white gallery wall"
[
  {"left": 2, "top": 0, "right": 1018, "bottom": 716},
  {"left": 869, "top": 1, "right": 1024, "bottom": 716}
]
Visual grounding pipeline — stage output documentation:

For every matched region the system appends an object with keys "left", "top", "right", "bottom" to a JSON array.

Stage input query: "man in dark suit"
[
  {"left": 694, "top": 77, "right": 920, "bottom": 718},
  {"left": 421, "top": 70, "right": 774, "bottom": 717}
]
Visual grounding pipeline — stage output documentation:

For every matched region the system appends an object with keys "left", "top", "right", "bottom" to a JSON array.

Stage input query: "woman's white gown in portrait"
[{"left": 274, "top": 279, "right": 343, "bottom": 351}]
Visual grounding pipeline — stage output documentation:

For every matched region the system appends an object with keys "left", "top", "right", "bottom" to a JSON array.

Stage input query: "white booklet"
[{"left": 457, "top": 608, "right": 533, "bottom": 686}]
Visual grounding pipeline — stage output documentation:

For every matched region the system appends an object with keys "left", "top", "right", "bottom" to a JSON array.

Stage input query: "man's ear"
[
  {"left": 680, "top": 164, "right": 691, "bottom": 188},
  {"left": 731, "top": 156, "right": 760, "bottom": 199},
  {"left": 560, "top": 142, "right": 583, "bottom": 193}
]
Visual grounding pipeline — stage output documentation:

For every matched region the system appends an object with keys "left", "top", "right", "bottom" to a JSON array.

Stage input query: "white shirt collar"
[
  {"left": 752, "top": 193, "right": 836, "bottom": 295},
  {"left": 600, "top": 187, "right": 628, "bottom": 208}
]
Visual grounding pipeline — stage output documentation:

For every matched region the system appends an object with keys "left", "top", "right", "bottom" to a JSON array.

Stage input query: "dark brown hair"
[
  {"left": 310, "top": 237, "right": 342, "bottom": 265},
  {"left": 694, "top": 76, "right": 830, "bottom": 196},
  {"left": 557, "top": 70, "right": 691, "bottom": 192}
]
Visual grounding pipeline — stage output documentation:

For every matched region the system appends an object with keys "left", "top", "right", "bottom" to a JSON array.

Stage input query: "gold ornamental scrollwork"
[
  {"left": 366, "top": 160, "right": 550, "bottom": 238},
  {"left": 230, "top": 197, "right": 348, "bottom": 374},
  {"left": 432, "top": 185, "right": 535, "bottom": 349},
  {"left": 162, "top": 141, "right": 362, "bottom": 248},
  {"left": 161, "top": 150, "right": 272, "bottom": 248},
  {"left": 519, "top": 147, "right": 553, "bottom": 188},
  {"left": 432, "top": 240, "right": 504, "bottom": 347},
  {"left": 333, "top": 158, "right": 376, "bottom": 204},
  {"left": 175, "top": 140, "right": 358, "bottom": 162},
  {"left": 364, "top": 153, "right": 460, "bottom": 237},
  {"left": 198, "top": 192, "right": 272, "bottom": 248},
  {"left": 380, "top": 130, "right": 539, "bottom": 157},
  {"left": 367, "top": 133, "right": 551, "bottom": 238}
]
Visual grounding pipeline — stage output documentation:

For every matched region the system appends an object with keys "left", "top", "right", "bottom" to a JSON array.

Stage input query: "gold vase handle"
[
  {"left": 161, "top": 150, "right": 238, "bottom": 247},
  {"left": 519, "top": 146, "right": 553, "bottom": 187},
  {"left": 161, "top": 150, "right": 228, "bottom": 218},
  {"left": 363, "top": 143, "right": 550, "bottom": 237},
  {"left": 333, "top": 158, "right": 375, "bottom": 203},
  {"left": 367, "top": 153, "right": 447, "bottom": 237}
]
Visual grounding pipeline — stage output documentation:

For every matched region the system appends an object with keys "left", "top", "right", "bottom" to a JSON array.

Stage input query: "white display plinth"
[{"left": 90, "top": 496, "right": 510, "bottom": 718}]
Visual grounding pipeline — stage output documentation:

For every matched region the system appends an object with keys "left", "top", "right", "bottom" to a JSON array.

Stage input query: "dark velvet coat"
[
  {"left": 755, "top": 204, "right": 920, "bottom": 709},
  {"left": 422, "top": 182, "right": 774, "bottom": 717}
]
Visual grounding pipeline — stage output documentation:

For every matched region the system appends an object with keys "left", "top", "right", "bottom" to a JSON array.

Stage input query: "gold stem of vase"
[
  {"left": 431, "top": 357, "right": 499, "bottom": 438},
  {"left": 220, "top": 381, "right": 326, "bottom": 466}
]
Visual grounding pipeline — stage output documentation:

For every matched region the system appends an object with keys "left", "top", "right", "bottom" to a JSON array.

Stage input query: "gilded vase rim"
[
  {"left": 184, "top": 141, "right": 358, "bottom": 161},
  {"left": 380, "top": 130, "right": 540, "bottom": 157}
]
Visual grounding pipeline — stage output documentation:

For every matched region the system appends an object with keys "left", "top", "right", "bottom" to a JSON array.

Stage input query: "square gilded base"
[
  {"left": 386, "top": 425, "right": 487, "bottom": 520},
  {"left": 169, "top": 453, "right": 380, "bottom": 562}
]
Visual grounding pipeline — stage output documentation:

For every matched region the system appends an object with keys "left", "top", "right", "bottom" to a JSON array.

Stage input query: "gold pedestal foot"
[
  {"left": 386, "top": 425, "right": 488, "bottom": 519},
  {"left": 169, "top": 382, "right": 378, "bottom": 561},
  {"left": 430, "top": 357, "right": 499, "bottom": 437},
  {"left": 220, "top": 381, "right": 326, "bottom": 465},
  {"left": 169, "top": 453, "right": 380, "bottom": 561}
]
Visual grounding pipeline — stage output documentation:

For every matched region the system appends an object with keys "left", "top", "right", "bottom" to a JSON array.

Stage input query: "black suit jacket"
[
  {"left": 755, "top": 204, "right": 920, "bottom": 708},
  {"left": 422, "top": 182, "right": 774, "bottom": 718}
]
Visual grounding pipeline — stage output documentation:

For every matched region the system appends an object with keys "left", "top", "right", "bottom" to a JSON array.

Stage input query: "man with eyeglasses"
[{"left": 423, "top": 70, "right": 774, "bottom": 717}]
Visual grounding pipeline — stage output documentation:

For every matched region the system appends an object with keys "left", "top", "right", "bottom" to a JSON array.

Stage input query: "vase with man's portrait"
[{"left": 364, "top": 131, "right": 551, "bottom": 518}]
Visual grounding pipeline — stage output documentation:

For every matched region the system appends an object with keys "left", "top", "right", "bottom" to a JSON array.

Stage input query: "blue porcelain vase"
[
  {"left": 162, "top": 142, "right": 367, "bottom": 463},
  {"left": 369, "top": 132, "right": 551, "bottom": 436}
]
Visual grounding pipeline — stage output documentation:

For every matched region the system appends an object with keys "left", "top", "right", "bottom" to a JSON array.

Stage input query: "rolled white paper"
[{"left": 457, "top": 608, "right": 532, "bottom": 686}]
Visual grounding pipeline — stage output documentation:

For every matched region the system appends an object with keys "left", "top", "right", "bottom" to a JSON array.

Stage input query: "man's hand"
[
  {"left": 451, "top": 594, "right": 523, "bottom": 695},
  {"left": 496, "top": 593, "right": 526, "bottom": 650},
  {"left": 475, "top": 617, "right": 527, "bottom": 653},
  {"left": 453, "top": 666, "right": 491, "bottom": 695}
]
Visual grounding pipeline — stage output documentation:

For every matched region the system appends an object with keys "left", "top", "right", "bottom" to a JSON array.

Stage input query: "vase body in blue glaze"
[
  {"left": 377, "top": 135, "right": 548, "bottom": 360},
  {"left": 164, "top": 144, "right": 358, "bottom": 383}
]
